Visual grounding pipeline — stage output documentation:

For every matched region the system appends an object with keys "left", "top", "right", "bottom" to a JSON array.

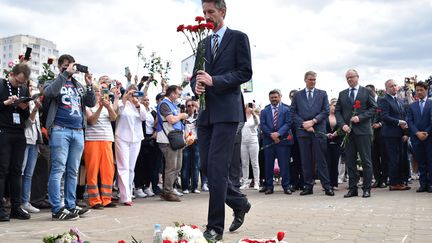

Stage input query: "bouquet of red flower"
[
  {"left": 341, "top": 100, "right": 361, "bottom": 148},
  {"left": 177, "top": 16, "right": 214, "bottom": 110}
]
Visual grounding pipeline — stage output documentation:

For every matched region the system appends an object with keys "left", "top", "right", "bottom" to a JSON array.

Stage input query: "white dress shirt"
[{"left": 115, "top": 100, "right": 146, "bottom": 143}]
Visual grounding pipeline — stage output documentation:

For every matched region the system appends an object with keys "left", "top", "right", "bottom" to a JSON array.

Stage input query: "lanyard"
[{"left": 6, "top": 80, "right": 20, "bottom": 98}]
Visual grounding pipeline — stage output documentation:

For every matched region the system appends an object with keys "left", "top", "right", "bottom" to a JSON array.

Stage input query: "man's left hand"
[
  {"left": 85, "top": 73, "right": 93, "bottom": 86},
  {"left": 402, "top": 135, "right": 409, "bottom": 142},
  {"left": 196, "top": 70, "right": 213, "bottom": 87},
  {"left": 303, "top": 120, "right": 314, "bottom": 129},
  {"left": 351, "top": 116, "right": 360, "bottom": 123}
]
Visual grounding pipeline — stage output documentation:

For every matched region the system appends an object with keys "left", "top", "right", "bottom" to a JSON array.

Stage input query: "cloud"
[{"left": 0, "top": 0, "right": 431, "bottom": 106}]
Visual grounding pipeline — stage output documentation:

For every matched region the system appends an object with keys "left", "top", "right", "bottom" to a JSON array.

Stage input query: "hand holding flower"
[
  {"left": 342, "top": 124, "right": 351, "bottom": 133},
  {"left": 196, "top": 70, "right": 213, "bottom": 86},
  {"left": 350, "top": 115, "right": 360, "bottom": 123}
]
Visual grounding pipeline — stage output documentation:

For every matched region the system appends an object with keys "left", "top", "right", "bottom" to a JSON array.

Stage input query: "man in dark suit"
[
  {"left": 335, "top": 69, "right": 377, "bottom": 198},
  {"left": 191, "top": 0, "right": 252, "bottom": 241},
  {"left": 288, "top": 89, "right": 303, "bottom": 191},
  {"left": 291, "top": 71, "right": 334, "bottom": 196},
  {"left": 407, "top": 81, "right": 432, "bottom": 193},
  {"left": 260, "top": 89, "right": 293, "bottom": 195},
  {"left": 365, "top": 84, "right": 388, "bottom": 188},
  {"left": 379, "top": 79, "right": 411, "bottom": 191}
]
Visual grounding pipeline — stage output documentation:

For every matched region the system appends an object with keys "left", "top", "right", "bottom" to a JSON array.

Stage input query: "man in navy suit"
[
  {"left": 260, "top": 89, "right": 293, "bottom": 195},
  {"left": 407, "top": 81, "right": 432, "bottom": 193},
  {"left": 379, "top": 79, "right": 411, "bottom": 191},
  {"left": 335, "top": 69, "right": 377, "bottom": 198},
  {"left": 191, "top": 0, "right": 252, "bottom": 241},
  {"left": 291, "top": 71, "right": 334, "bottom": 196}
]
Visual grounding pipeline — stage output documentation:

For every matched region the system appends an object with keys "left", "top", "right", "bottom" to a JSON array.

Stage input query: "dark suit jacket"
[
  {"left": 335, "top": 86, "right": 377, "bottom": 135},
  {"left": 260, "top": 103, "right": 293, "bottom": 146},
  {"left": 290, "top": 88, "right": 329, "bottom": 137},
  {"left": 407, "top": 99, "right": 432, "bottom": 143},
  {"left": 379, "top": 94, "right": 405, "bottom": 138},
  {"left": 190, "top": 28, "right": 253, "bottom": 126}
]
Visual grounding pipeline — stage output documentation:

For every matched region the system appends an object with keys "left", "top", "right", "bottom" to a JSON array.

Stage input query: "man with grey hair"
[
  {"left": 335, "top": 69, "right": 377, "bottom": 198},
  {"left": 378, "top": 79, "right": 410, "bottom": 191},
  {"left": 291, "top": 71, "right": 334, "bottom": 196}
]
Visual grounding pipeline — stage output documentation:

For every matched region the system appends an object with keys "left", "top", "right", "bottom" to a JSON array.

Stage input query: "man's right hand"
[
  {"left": 416, "top": 131, "right": 428, "bottom": 141},
  {"left": 195, "top": 81, "right": 205, "bottom": 95},
  {"left": 3, "top": 95, "right": 18, "bottom": 106},
  {"left": 342, "top": 124, "right": 351, "bottom": 133}
]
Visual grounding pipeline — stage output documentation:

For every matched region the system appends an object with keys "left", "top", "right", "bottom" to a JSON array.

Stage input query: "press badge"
[{"left": 12, "top": 113, "right": 20, "bottom": 125}]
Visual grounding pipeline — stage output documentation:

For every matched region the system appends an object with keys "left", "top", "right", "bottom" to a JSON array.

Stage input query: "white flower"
[{"left": 162, "top": 226, "right": 178, "bottom": 242}]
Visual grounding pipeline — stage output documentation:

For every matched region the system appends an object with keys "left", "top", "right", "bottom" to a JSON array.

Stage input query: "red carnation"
[
  {"left": 118, "top": 240, "right": 125, "bottom": 243},
  {"left": 185, "top": 25, "right": 193, "bottom": 31},
  {"left": 206, "top": 22, "right": 215, "bottom": 30},
  {"left": 163, "top": 240, "right": 172, "bottom": 243},
  {"left": 177, "top": 24, "right": 185, "bottom": 32},
  {"left": 277, "top": 231, "right": 285, "bottom": 241},
  {"left": 47, "top": 58, "right": 54, "bottom": 65},
  {"left": 191, "top": 25, "right": 200, "bottom": 32},
  {"left": 190, "top": 224, "right": 198, "bottom": 229},
  {"left": 195, "top": 16, "right": 205, "bottom": 23},
  {"left": 178, "top": 240, "right": 188, "bottom": 243},
  {"left": 199, "top": 23, "right": 207, "bottom": 29},
  {"left": 353, "top": 100, "right": 361, "bottom": 109},
  {"left": 287, "top": 134, "right": 293, "bottom": 141}
]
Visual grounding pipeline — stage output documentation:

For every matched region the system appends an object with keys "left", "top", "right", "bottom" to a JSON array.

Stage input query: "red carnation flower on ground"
[
  {"left": 118, "top": 240, "right": 125, "bottom": 243},
  {"left": 277, "top": 231, "right": 285, "bottom": 241},
  {"left": 353, "top": 100, "right": 361, "bottom": 109},
  {"left": 190, "top": 224, "right": 198, "bottom": 229},
  {"left": 163, "top": 240, "right": 172, "bottom": 243}
]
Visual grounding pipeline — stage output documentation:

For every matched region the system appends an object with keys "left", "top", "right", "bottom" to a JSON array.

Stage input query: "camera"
[
  {"left": 248, "top": 102, "right": 253, "bottom": 108},
  {"left": 133, "top": 91, "right": 144, "bottom": 97},
  {"left": 101, "top": 88, "right": 110, "bottom": 100},
  {"left": 179, "top": 104, "right": 186, "bottom": 113},
  {"left": 24, "top": 47, "right": 32, "bottom": 61},
  {"left": 75, "top": 64, "right": 89, "bottom": 73}
]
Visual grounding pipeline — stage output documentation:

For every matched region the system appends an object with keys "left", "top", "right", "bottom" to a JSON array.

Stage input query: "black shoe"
[
  {"left": 259, "top": 187, "right": 267, "bottom": 193},
  {"left": 52, "top": 207, "right": 79, "bottom": 221},
  {"left": 371, "top": 182, "right": 379, "bottom": 188},
  {"left": 91, "top": 204, "right": 104, "bottom": 210},
  {"left": 10, "top": 207, "right": 30, "bottom": 220},
  {"left": 264, "top": 188, "right": 274, "bottom": 195},
  {"left": 104, "top": 202, "right": 118, "bottom": 208},
  {"left": 229, "top": 202, "right": 251, "bottom": 232},
  {"left": 283, "top": 188, "right": 292, "bottom": 195},
  {"left": 290, "top": 185, "right": 297, "bottom": 192},
  {"left": 300, "top": 189, "right": 313, "bottom": 196},
  {"left": 0, "top": 209, "right": 9, "bottom": 222},
  {"left": 344, "top": 189, "right": 358, "bottom": 198},
  {"left": 416, "top": 186, "right": 428, "bottom": 193},
  {"left": 362, "top": 190, "right": 371, "bottom": 198},
  {"left": 32, "top": 200, "right": 51, "bottom": 209},
  {"left": 68, "top": 206, "right": 91, "bottom": 217},
  {"left": 378, "top": 182, "right": 387, "bottom": 188},
  {"left": 203, "top": 228, "right": 223, "bottom": 242},
  {"left": 325, "top": 189, "right": 335, "bottom": 196}
]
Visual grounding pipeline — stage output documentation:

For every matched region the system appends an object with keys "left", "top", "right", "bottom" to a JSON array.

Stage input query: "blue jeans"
[
  {"left": 181, "top": 143, "right": 200, "bottom": 190},
  {"left": 21, "top": 144, "right": 39, "bottom": 204},
  {"left": 48, "top": 126, "right": 84, "bottom": 213}
]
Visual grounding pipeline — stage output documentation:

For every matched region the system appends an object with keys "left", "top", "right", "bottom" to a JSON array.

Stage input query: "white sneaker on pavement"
[
  {"left": 253, "top": 184, "right": 260, "bottom": 190},
  {"left": 134, "top": 188, "right": 148, "bottom": 198},
  {"left": 143, "top": 187, "right": 155, "bottom": 197},
  {"left": 202, "top": 183, "right": 209, "bottom": 192},
  {"left": 21, "top": 202, "right": 40, "bottom": 213},
  {"left": 182, "top": 190, "right": 190, "bottom": 194},
  {"left": 193, "top": 189, "right": 200, "bottom": 194},
  {"left": 173, "top": 188, "right": 184, "bottom": 197}
]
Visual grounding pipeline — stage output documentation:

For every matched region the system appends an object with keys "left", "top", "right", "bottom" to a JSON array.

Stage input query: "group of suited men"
[{"left": 258, "top": 69, "right": 432, "bottom": 198}]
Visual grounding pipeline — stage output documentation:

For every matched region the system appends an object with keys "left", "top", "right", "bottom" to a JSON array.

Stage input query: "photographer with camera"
[{"left": 43, "top": 54, "right": 96, "bottom": 220}]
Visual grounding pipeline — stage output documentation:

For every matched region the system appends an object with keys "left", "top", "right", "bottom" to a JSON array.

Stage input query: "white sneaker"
[
  {"left": 202, "top": 183, "right": 209, "bottom": 192},
  {"left": 253, "top": 184, "right": 260, "bottom": 190},
  {"left": 21, "top": 202, "right": 40, "bottom": 213},
  {"left": 134, "top": 188, "right": 147, "bottom": 198},
  {"left": 192, "top": 189, "right": 200, "bottom": 194},
  {"left": 240, "top": 183, "right": 248, "bottom": 189},
  {"left": 173, "top": 189, "right": 183, "bottom": 197},
  {"left": 143, "top": 187, "right": 155, "bottom": 197},
  {"left": 182, "top": 190, "right": 190, "bottom": 194}
]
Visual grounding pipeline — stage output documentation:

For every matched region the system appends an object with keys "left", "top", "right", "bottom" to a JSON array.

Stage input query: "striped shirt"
[{"left": 85, "top": 106, "right": 114, "bottom": 141}]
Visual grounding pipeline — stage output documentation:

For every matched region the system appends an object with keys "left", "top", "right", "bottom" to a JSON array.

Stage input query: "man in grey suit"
[
  {"left": 291, "top": 71, "right": 334, "bottom": 196},
  {"left": 335, "top": 69, "right": 377, "bottom": 198}
]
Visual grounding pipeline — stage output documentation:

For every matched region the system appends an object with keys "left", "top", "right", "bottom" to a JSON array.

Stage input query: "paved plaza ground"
[{"left": 1, "top": 181, "right": 431, "bottom": 242}]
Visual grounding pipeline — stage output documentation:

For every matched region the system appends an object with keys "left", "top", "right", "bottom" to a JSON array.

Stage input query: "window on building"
[
  {"left": 9, "top": 45, "right": 12, "bottom": 50},
  {"left": 3, "top": 46, "right": 6, "bottom": 51},
  {"left": 8, "top": 53, "right": 12, "bottom": 58},
  {"left": 42, "top": 47, "right": 45, "bottom": 52}
]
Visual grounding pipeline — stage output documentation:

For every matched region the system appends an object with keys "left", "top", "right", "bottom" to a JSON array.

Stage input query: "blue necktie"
[{"left": 420, "top": 100, "right": 425, "bottom": 115}]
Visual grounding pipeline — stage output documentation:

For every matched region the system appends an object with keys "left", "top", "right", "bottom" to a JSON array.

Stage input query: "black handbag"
[{"left": 161, "top": 122, "right": 186, "bottom": 150}]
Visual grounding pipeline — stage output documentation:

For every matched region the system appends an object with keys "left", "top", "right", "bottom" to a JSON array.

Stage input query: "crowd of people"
[{"left": 0, "top": 54, "right": 431, "bottom": 224}]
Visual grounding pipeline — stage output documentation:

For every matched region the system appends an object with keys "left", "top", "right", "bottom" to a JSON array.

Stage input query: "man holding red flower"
[
  {"left": 335, "top": 69, "right": 377, "bottom": 198},
  {"left": 190, "top": 0, "right": 253, "bottom": 241}
]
